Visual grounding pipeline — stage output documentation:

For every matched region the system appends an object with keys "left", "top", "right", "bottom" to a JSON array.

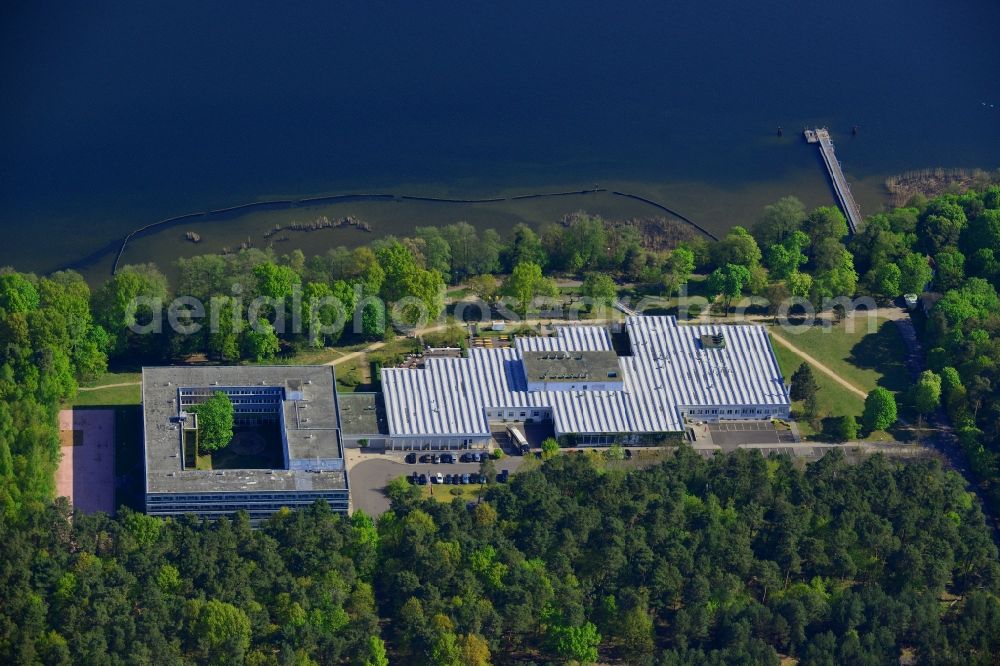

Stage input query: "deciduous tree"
[
  {"left": 501, "top": 262, "right": 557, "bottom": 318},
  {"left": 707, "top": 264, "right": 751, "bottom": 312},
  {"left": 863, "top": 388, "right": 897, "bottom": 432},
  {"left": 581, "top": 272, "right": 616, "bottom": 310},
  {"left": 194, "top": 391, "right": 234, "bottom": 452}
]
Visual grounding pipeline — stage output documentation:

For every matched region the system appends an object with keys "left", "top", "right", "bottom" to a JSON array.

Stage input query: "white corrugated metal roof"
[
  {"left": 515, "top": 325, "right": 612, "bottom": 352},
  {"left": 381, "top": 316, "right": 789, "bottom": 437}
]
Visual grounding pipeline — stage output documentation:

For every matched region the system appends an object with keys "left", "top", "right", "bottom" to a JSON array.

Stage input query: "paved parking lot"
[
  {"left": 349, "top": 453, "right": 527, "bottom": 516},
  {"left": 704, "top": 421, "right": 798, "bottom": 448}
]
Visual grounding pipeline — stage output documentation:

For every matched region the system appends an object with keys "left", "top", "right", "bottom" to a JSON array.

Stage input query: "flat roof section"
[
  {"left": 520, "top": 350, "right": 622, "bottom": 383},
  {"left": 284, "top": 429, "right": 342, "bottom": 464},
  {"left": 142, "top": 366, "right": 347, "bottom": 494},
  {"left": 337, "top": 392, "right": 387, "bottom": 436}
]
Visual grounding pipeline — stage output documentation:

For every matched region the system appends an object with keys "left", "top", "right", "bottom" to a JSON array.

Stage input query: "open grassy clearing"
[
  {"left": 770, "top": 318, "right": 909, "bottom": 394},
  {"left": 69, "top": 383, "right": 141, "bottom": 407},
  {"left": 79, "top": 371, "right": 142, "bottom": 389},
  {"left": 336, "top": 356, "right": 372, "bottom": 392},
  {"left": 279, "top": 346, "right": 347, "bottom": 365},
  {"left": 769, "top": 335, "right": 897, "bottom": 441}
]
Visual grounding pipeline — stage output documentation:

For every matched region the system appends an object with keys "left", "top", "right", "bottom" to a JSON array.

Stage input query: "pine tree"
[{"left": 790, "top": 363, "right": 819, "bottom": 402}]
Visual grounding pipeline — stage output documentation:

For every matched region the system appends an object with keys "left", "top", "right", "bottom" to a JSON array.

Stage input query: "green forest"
[{"left": 2, "top": 450, "right": 999, "bottom": 664}]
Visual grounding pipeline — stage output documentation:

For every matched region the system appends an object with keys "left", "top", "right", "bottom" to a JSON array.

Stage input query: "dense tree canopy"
[
  {"left": 752, "top": 195, "right": 806, "bottom": 248},
  {"left": 0, "top": 503, "right": 381, "bottom": 664},
  {"left": 0, "top": 270, "right": 107, "bottom": 517},
  {"left": 789, "top": 363, "right": 818, "bottom": 403},
  {"left": 385, "top": 449, "right": 1000, "bottom": 664},
  {"left": 7, "top": 449, "right": 996, "bottom": 664}
]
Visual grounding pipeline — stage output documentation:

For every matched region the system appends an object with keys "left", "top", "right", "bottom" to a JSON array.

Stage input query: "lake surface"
[{"left": 1, "top": 0, "right": 998, "bottom": 277}]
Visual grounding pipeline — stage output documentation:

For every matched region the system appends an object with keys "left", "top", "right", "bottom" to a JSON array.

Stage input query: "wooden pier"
[{"left": 804, "top": 128, "right": 862, "bottom": 234}]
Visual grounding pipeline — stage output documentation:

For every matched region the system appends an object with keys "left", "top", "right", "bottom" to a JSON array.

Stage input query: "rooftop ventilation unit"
[{"left": 701, "top": 333, "right": 726, "bottom": 349}]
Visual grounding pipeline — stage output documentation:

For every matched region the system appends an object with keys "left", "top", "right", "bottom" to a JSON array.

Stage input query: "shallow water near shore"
[
  {"left": 74, "top": 170, "right": 890, "bottom": 285},
  {"left": 2, "top": 0, "right": 998, "bottom": 279}
]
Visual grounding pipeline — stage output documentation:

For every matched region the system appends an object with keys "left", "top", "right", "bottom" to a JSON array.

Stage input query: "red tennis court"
[{"left": 56, "top": 409, "right": 115, "bottom": 514}]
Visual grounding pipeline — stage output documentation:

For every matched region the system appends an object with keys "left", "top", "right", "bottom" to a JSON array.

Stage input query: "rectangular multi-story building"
[{"left": 142, "top": 365, "right": 349, "bottom": 520}]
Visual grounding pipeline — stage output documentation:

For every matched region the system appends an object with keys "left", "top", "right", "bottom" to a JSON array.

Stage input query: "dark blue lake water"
[{"left": 1, "top": 0, "right": 998, "bottom": 273}]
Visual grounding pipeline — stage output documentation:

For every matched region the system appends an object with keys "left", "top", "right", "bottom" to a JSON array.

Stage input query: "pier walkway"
[{"left": 804, "top": 128, "right": 863, "bottom": 234}]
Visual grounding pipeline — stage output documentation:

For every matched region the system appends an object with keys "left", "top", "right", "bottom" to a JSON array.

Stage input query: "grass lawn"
[
  {"left": 769, "top": 334, "right": 895, "bottom": 442},
  {"left": 420, "top": 482, "right": 488, "bottom": 503},
  {"left": 336, "top": 356, "right": 373, "bottom": 392},
  {"left": 770, "top": 318, "right": 910, "bottom": 394},
  {"left": 770, "top": 335, "right": 862, "bottom": 439},
  {"left": 70, "top": 383, "right": 141, "bottom": 407},
  {"left": 280, "top": 346, "right": 345, "bottom": 365},
  {"left": 79, "top": 371, "right": 142, "bottom": 389}
]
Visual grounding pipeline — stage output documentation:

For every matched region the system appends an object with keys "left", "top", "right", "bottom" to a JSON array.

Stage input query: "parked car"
[
  {"left": 497, "top": 470, "right": 509, "bottom": 483},
  {"left": 405, "top": 452, "right": 416, "bottom": 464},
  {"left": 624, "top": 448, "right": 633, "bottom": 460},
  {"left": 443, "top": 473, "right": 452, "bottom": 484},
  {"left": 472, "top": 452, "right": 483, "bottom": 462},
  {"left": 460, "top": 453, "right": 474, "bottom": 463},
  {"left": 461, "top": 473, "right": 471, "bottom": 485},
  {"left": 419, "top": 454, "right": 432, "bottom": 464},
  {"left": 441, "top": 453, "right": 455, "bottom": 464},
  {"left": 431, "top": 454, "right": 439, "bottom": 464},
  {"left": 434, "top": 472, "right": 444, "bottom": 484},
  {"left": 417, "top": 474, "right": 428, "bottom": 485}
]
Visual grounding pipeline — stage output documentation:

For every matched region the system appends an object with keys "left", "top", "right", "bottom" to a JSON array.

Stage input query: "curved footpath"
[{"left": 767, "top": 331, "right": 867, "bottom": 399}]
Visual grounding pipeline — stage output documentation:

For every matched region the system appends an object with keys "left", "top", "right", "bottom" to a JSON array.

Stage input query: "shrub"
[
  {"left": 828, "top": 415, "right": 859, "bottom": 442},
  {"left": 541, "top": 438, "right": 560, "bottom": 460}
]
